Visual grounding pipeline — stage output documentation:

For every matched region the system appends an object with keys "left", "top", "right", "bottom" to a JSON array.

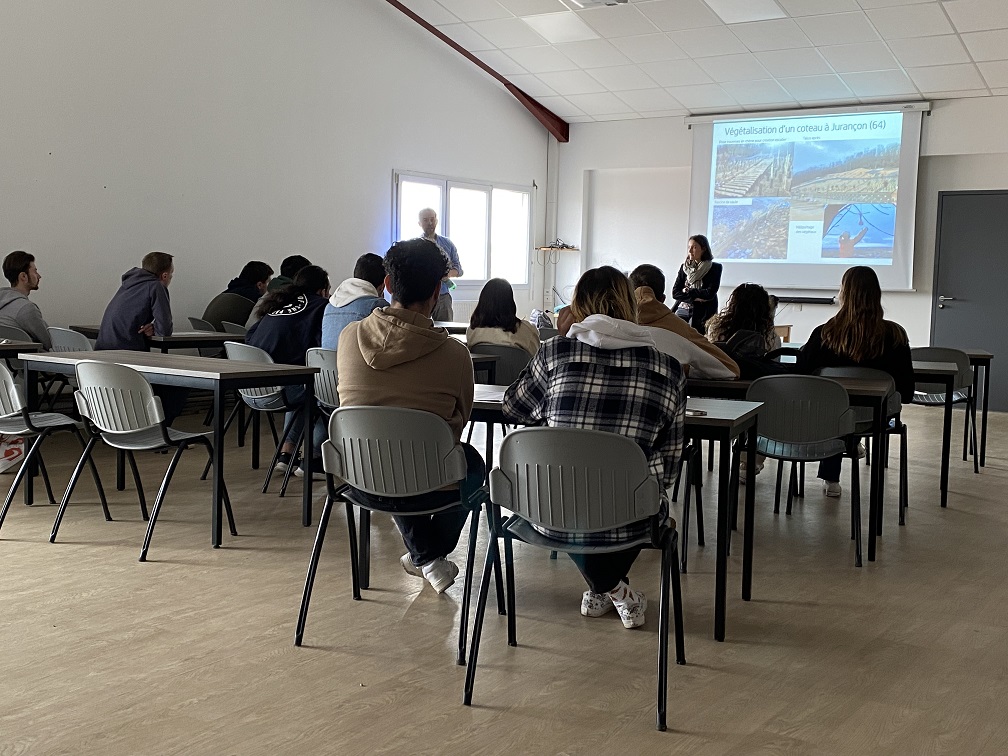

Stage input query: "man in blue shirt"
[{"left": 418, "top": 207, "right": 462, "bottom": 321}]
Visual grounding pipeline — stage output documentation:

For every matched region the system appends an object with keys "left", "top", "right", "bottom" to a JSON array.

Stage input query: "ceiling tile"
[
  {"left": 856, "top": 0, "right": 936, "bottom": 7},
  {"left": 887, "top": 36, "right": 971, "bottom": 68},
  {"left": 576, "top": 5, "right": 659, "bottom": 38},
  {"left": 497, "top": 0, "right": 567, "bottom": 15},
  {"left": 907, "top": 63, "right": 987, "bottom": 92},
  {"left": 640, "top": 58, "right": 714, "bottom": 87},
  {"left": 978, "top": 60, "right": 1008, "bottom": 88},
  {"left": 795, "top": 12, "right": 880, "bottom": 46},
  {"left": 636, "top": 0, "right": 723, "bottom": 31},
  {"left": 961, "top": 29, "right": 1008, "bottom": 62},
  {"left": 841, "top": 69, "right": 918, "bottom": 96},
  {"left": 665, "top": 83, "right": 738, "bottom": 108},
  {"left": 866, "top": 4, "right": 954, "bottom": 39},
  {"left": 635, "top": 109, "right": 690, "bottom": 118},
  {"left": 819, "top": 41, "right": 899, "bottom": 72},
  {"left": 778, "top": 0, "right": 860, "bottom": 15},
  {"left": 433, "top": 0, "right": 510, "bottom": 23},
  {"left": 587, "top": 64, "right": 659, "bottom": 91},
  {"left": 470, "top": 18, "right": 547, "bottom": 48},
  {"left": 720, "top": 79, "right": 795, "bottom": 105},
  {"left": 535, "top": 68, "right": 607, "bottom": 95},
  {"left": 731, "top": 19, "right": 814, "bottom": 52},
  {"left": 507, "top": 73, "right": 558, "bottom": 97},
  {"left": 778, "top": 73, "right": 854, "bottom": 100},
  {"left": 992, "top": 88, "right": 1008, "bottom": 96},
  {"left": 703, "top": 0, "right": 787, "bottom": 24},
  {"left": 669, "top": 26, "right": 748, "bottom": 58},
  {"left": 475, "top": 49, "right": 529, "bottom": 75},
  {"left": 396, "top": 0, "right": 460, "bottom": 25},
  {"left": 593, "top": 112, "right": 647, "bottom": 121},
  {"left": 522, "top": 11, "right": 599, "bottom": 43},
  {"left": 554, "top": 39, "right": 631, "bottom": 68},
  {"left": 696, "top": 53, "right": 771, "bottom": 82},
  {"left": 504, "top": 45, "right": 578, "bottom": 73},
  {"left": 566, "top": 91, "right": 636, "bottom": 115},
  {"left": 942, "top": 0, "right": 1008, "bottom": 34},
  {"left": 610, "top": 34, "right": 688, "bottom": 63},
  {"left": 755, "top": 47, "right": 834, "bottom": 77},
  {"left": 536, "top": 95, "right": 586, "bottom": 117},
  {"left": 916, "top": 88, "right": 988, "bottom": 99},
  {"left": 435, "top": 23, "right": 496, "bottom": 51},
  {"left": 567, "top": 115, "right": 595, "bottom": 123},
  {"left": 615, "top": 87, "right": 684, "bottom": 111}
]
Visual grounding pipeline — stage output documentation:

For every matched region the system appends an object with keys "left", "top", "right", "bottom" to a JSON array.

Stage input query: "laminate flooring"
[{"left": 1, "top": 404, "right": 1006, "bottom": 754}]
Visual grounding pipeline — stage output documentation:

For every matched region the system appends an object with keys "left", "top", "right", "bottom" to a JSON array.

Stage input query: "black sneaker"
[{"left": 275, "top": 452, "right": 293, "bottom": 471}]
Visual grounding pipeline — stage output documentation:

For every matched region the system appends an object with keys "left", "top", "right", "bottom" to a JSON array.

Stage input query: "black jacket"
[
  {"left": 798, "top": 323, "right": 914, "bottom": 403},
  {"left": 96, "top": 268, "right": 172, "bottom": 351},
  {"left": 246, "top": 293, "right": 327, "bottom": 365},
  {"left": 673, "top": 262, "right": 722, "bottom": 333}
]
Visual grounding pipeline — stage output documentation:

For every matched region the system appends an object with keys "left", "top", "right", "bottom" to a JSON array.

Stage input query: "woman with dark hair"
[
  {"left": 466, "top": 278, "right": 540, "bottom": 356},
  {"left": 503, "top": 266, "right": 685, "bottom": 629},
  {"left": 799, "top": 266, "right": 913, "bottom": 497},
  {"left": 705, "top": 282, "right": 781, "bottom": 355},
  {"left": 246, "top": 265, "right": 331, "bottom": 478},
  {"left": 672, "top": 234, "right": 722, "bottom": 333}
]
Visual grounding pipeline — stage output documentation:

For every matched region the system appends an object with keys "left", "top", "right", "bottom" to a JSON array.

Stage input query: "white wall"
[
  {"left": 555, "top": 96, "right": 1008, "bottom": 346},
  {"left": 0, "top": 0, "right": 549, "bottom": 327}
]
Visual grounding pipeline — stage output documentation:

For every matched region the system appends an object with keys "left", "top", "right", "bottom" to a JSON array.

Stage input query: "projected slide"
[{"left": 708, "top": 112, "right": 902, "bottom": 265}]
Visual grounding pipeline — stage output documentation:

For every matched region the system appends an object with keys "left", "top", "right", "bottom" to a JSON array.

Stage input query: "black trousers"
[
  {"left": 569, "top": 548, "right": 643, "bottom": 594},
  {"left": 153, "top": 385, "right": 190, "bottom": 426}
]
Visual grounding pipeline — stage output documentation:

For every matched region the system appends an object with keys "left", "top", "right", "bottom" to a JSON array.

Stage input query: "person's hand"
[
  {"left": 557, "top": 306, "right": 575, "bottom": 337},
  {"left": 138, "top": 322, "right": 155, "bottom": 337}
]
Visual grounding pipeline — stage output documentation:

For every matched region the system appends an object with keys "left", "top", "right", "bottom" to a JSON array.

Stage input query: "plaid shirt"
[{"left": 502, "top": 336, "right": 685, "bottom": 545}]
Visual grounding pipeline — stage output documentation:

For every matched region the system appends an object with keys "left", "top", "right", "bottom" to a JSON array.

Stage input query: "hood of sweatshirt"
[
  {"left": 356, "top": 307, "right": 450, "bottom": 369},
  {"left": 119, "top": 267, "right": 162, "bottom": 290},
  {"left": 567, "top": 314, "right": 656, "bottom": 350},
  {"left": 0, "top": 288, "right": 29, "bottom": 313},
  {"left": 329, "top": 278, "right": 383, "bottom": 308},
  {"left": 634, "top": 286, "right": 674, "bottom": 327},
  {"left": 225, "top": 278, "right": 262, "bottom": 302}
]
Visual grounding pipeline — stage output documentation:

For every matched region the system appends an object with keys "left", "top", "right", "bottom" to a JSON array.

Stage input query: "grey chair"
[
  {"left": 47, "top": 327, "right": 92, "bottom": 353},
  {"left": 463, "top": 426, "right": 686, "bottom": 732},
  {"left": 467, "top": 343, "right": 531, "bottom": 386},
  {"left": 187, "top": 317, "right": 224, "bottom": 359},
  {"left": 537, "top": 326, "right": 558, "bottom": 340},
  {"left": 746, "top": 375, "right": 862, "bottom": 566},
  {"left": 306, "top": 348, "right": 339, "bottom": 413},
  {"left": 52, "top": 361, "right": 236, "bottom": 560},
  {"left": 0, "top": 324, "right": 64, "bottom": 409},
  {"left": 295, "top": 407, "right": 488, "bottom": 667},
  {"left": 910, "top": 346, "right": 978, "bottom": 474},
  {"left": 0, "top": 362, "right": 108, "bottom": 533},
  {"left": 221, "top": 321, "right": 248, "bottom": 336}
]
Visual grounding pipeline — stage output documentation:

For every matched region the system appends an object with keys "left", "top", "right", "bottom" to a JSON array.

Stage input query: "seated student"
[
  {"left": 321, "top": 253, "right": 387, "bottom": 350},
  {"left": 705, "top": 283, "right": 784, "bottom": 379},
  {"left": 0, "top": 251, "right": 52, "bottom": 349},
  {"left": 798, "top": 266, "right": 913, "bottom": 498},
  {"left": 246, "top": 265, "right": 331, "bottom": 478},
  {"left": 503, "top": 266, "right": 685, "bottom": 629},
  {"left": 337, "top": 238, "right": 483, "bottom": 595},
  {"left": 466, "top": 278, "right": 541, "bottom": 357},
  {"left": 629, "top": 264, "right": 738, "bottom": 379},
  {"left": 202, "top": 261, "right": 273, "bottom": 330},
  {"left": 247, "top": 255, "right": 312, "bottom": 328}
]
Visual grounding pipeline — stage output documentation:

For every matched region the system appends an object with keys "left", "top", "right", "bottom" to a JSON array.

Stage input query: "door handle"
[{"left": 938, "top": 296, "right": 955, "bottom": 301}]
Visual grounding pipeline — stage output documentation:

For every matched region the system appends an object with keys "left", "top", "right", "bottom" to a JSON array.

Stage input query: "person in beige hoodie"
[{"left": 337, "top": 238, "right": 484, "bottom": 595}]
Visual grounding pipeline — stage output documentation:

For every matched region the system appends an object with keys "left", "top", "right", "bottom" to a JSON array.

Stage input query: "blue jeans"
[{"left": 246, "top": 385, "right": 326, "bottom": 459}]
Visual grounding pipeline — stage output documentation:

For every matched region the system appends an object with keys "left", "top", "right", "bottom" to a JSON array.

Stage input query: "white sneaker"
[
  {"left": 400, "top": 553, "right": 424, "bottom": 578},
  {"left": 581, "top": 590, "right": 615, "bottom": 618},
  {"left": 608, "top": 583, "right": 647, "bottom": 629},
  {"left": 823, "top": 480, "right": 841, "bottom": 498},
  {"left": 421, "top": 558, "right": 459, "bottom": 594},
  {"left": 857, "top": 443, "right": 866, "bottom": 459}
]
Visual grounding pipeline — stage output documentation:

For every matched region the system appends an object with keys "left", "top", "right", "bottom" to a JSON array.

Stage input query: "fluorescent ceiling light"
[
  {"left": 522, "top": 12, "right": 599, "bottom": 43},
  {"left": 703, "top": 0, "right": 786, "bottom": 24}
]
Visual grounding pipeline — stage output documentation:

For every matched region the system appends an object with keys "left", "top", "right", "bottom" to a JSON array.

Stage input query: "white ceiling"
[{"left": 395, "top": 0, "right": 1008, "bottom": 122}]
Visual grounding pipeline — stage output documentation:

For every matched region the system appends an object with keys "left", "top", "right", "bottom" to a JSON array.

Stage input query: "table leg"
[
  {"left": 981, "top": 361, "right": 989, "bottom": 468},
  {"left": 116, "top": 451, "right": 126, "bottom": 491},
  {"left": 742, "top": 423, "right": 756, "bottom": 601},
  {"left": 940, "top": 376, "right": 952, "bottom": 508},
  {"left": 23, "top": 365, "right": 38, "bottom": 505},
  {"left": 302, "top": 380, "right": 315, "bottom": 528},
  {"left": 868, "top": 397, "right": 884, "bottom": 561},
  {"left": 212, "top": 384, "right": 225, "bottom": 547},
  {"left": 714, "top": 437, "right": 731, "bottom": 642}
]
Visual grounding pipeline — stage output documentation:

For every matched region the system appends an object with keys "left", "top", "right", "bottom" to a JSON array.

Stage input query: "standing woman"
[
  {"left": 672, "top": 234, "right": 722, "bottom": 333},
  {"left": 798, "top": 266, "right": 913, "bottom": 497},
  {"left": 503, "top": 266, "right": 685, "bottom": 629}
]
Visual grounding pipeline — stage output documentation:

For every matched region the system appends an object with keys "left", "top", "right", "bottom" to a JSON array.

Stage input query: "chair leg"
[
  {"left": 50, "top": 436, "right": 102, "bottom": 542},
  {"left": 71, "top": 428, "right": 109, "bottom": 518},
  {"left": 465, "top": 421, "right": 475, "bottom": 444},
  {"left": 345, "top": 501, "right": 361, "bottom": 601},
  {"left": 277, "top": 426, "right": 305, "bottom": 498},
  {"left": 865, "top": 435, "right": 871, "bottom": 466},
  {"left": 786, "top": 462, "right": 797, "bottom": 515},
  {"left": 657, "top": 540, "right": 671, "bottom": 732},
  {"left": 457, "top": 507, "right": 481, "bottom": 665},
  {"left": 503, "top": 530, "right": 517, "bottom": 646},
  {"left": 693, "top": 446, "right": 705, "bottom": 547},
  {"left": 707, "top": 438, "right": 714, "bottom": 471},
  {"left": 125, "top": 451, "right": 149, "bottom": 521},
  {"left": 774, "top": 461, "right": 783, "bottom": 514},
  {"left": 266, "top": 412, "right": 279, "bottom": 447},
  {"left": 463, "top": 531, "right": 499, "bottom": 707},
  {"left": 798, "top": 461, "right": 805, "bottom": 497},
  {"left": 680, "top": 452, "right": 692, "bottom": 574},
  {"left": 899, "top": 425, "right": 908, "bottom": 526},
  {"left": 138, "top": 445, "right": 186, "bottom": 562},
  {"left": 0, "top": 433, "right": 48, "bottom": 529},
  {"left": 36, "top": 451, "right": 58, "bottom": 506},
  {"left": 970, "top": 400, "right": 979, "bottom": 474},
  {"left": 295, "top": 494, "right": 334, "bottom": 646},
  {"left": 263, "top": 419, "right": 297, "bottom": 494},
  {"left": 251, "top": 411, "right": 261, "bottom": 469},
  {"left": 358, "top": 509, "right": 371, "bottom": 590},
  {"left": 850, "top": 447, "right": 862, "bottom": 568},
  {"left": 670, "top": 535, "right": 686, "bottom": 667},
  {"left": 670, "top": 451, "right": 685, "bottom": 502}
]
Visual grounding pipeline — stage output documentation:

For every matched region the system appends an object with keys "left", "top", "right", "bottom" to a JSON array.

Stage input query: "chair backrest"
[
  {"left": 47, "top": 327, "right": 93, "bottom": 353},
  {"left": 537, "top": 326, "right": 558, "bottom": 340},
  {"left": 221, "top": 321, "right": 248, "bottom": 335},
  {"left": 0, "top": 362, "right": 26, "bottom": 416},
  {"left": 188, "top": 317, "right": 216, "bottom": 332},
  {"left": 0, "top": 324, "right": 32, "bottom": 342},
  {"left": 322, "top": 406, "right": 466, "bottom": 496},
  {"left": 469, "top": 343, "right": 532, "bottom": 385},
  {"left": 224, "top": 341, "right": 281, "bottom": 399},
  {"left": 746, "top": 375, "right": 854, "bottom": 443},
  {"left": 489, "top": 427, "right": 662, "bottom": 533},
  {"left": 816, "top": 366, "right": 901, "bottom": 417},
  {"left": 306, "top": 347, "right": 339, "bottom": 410},
  {"left": 910, "top": 346, "right": 972, "bottom": 392},
  {"left": 74, "top": 361, "right": 164, "bottom": 433}
]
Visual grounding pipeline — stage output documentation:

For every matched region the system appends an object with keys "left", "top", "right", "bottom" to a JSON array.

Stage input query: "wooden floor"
[{"left": 1, "top": 404, "right": 1006, "bottom": 754}]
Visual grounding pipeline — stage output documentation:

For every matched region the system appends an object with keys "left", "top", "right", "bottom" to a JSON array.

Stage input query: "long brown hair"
[
  {"left": 706, "top": 283, "right": 775, "bottom": 350},
  {"left": 569, "top": 266, "right": 637, "bottom": 324},
  {"left": 470, "top": 278, "right": 519, "bottom": 333},
  {"left": 821, "top": 266, "right": 907, "bottom": 362}
]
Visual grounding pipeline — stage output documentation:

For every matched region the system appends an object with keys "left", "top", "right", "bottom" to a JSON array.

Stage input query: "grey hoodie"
[
  {"left": 0, "top": 288, "right": 51, "bottom": 349},
  {"left": 96, "top": 267, "right": 172, "bottom": 351}
]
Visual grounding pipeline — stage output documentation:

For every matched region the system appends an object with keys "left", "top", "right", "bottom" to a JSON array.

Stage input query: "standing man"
[
  {"left": 418, "top": 208, "right": 462, "bottom": 321},
  {"left": 0, "top": 251, "right": 52, "bottom": 349}
]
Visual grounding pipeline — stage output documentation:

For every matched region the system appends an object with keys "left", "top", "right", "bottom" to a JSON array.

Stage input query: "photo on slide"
[
  {"left": 791, "top": 140, "right": 899, "bottom": 205},
  {"left": 712, "top": 199, "right": 790, "bottom": 260},
  {"left": 713, "top": 144, "right": 794, "bottom": 199},
  {"left": 821, "top": 203, "right": 895, "bottom": 260}
]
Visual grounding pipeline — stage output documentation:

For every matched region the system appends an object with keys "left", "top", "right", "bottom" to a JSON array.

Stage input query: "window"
[{"left": 395, "top": 172, "right": 532, "bottom": 286}]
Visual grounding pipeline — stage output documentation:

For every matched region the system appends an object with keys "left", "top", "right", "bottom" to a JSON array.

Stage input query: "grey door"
[{"left": 932, "top": 190, "right": 1006, "bottom": 410}]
